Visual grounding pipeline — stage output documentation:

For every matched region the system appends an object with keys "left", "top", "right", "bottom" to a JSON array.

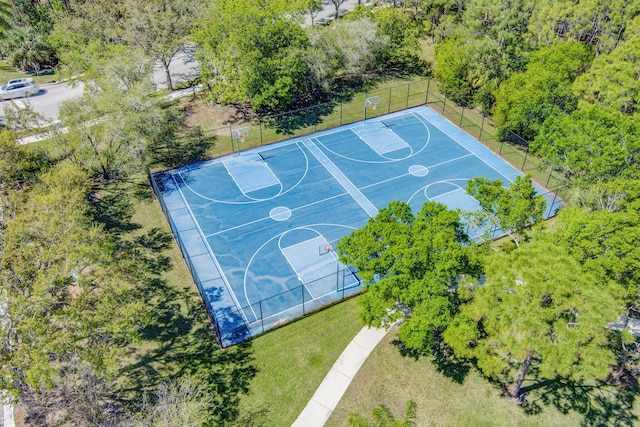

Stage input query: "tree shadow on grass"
[
  {"left": 149, "top": 127, "right": 216, "bottom": 170},
  {"left": 88, "top": 187, "right": 141, "bottom": 234},
  {"left": 121, "top": 277, "right": 258, "bottom": 424},
  {"left": 90, "top": 180, "right": 258, "bottom": 425},
  {"left": 261, "top": 101, "right": 338, "bottom": 136},
  {"left": 520, "top": 378, "right": 638, "bottom": 426},
  {"left": 391, "top": 339, "right": 470, "bottom": 384}
]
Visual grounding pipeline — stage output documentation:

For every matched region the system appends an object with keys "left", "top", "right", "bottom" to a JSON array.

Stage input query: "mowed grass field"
[{"left": 326, "top": 328, "right": 586, "bottom": 427}]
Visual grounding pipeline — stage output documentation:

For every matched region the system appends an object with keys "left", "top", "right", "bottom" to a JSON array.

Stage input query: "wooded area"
[{"left": 1, "top": 0, "right": 640, "bottom": 425}]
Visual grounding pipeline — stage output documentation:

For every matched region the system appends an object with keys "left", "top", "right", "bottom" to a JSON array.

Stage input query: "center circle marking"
[
  {"left": 270, "top": 206, "right": 291, "bottom": 221},
  {"left": 409, "top": 165, "right": 429, "bottom": 177}
]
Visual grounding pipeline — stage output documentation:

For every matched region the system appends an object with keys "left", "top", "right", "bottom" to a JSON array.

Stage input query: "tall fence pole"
[
  {"left": 546, "top": 167, "right": 553, "bottom": 188},
  {"left": 459, "top": 104, "right": 464, "bottom": 127},
  {"left": 547, "top": 192, "right": 558, "bottom": 217},
  {"left": 302, "top": 285, "right": 306, "bottom": 315},
  {"left": 442, "top": 93, "right": 447, "bottom": 114},
  {"left": 479, "top": 114, "right": 485, "bottom": 141},
  {"left": 259, "top": 119, "right": 263, "bottom": 145},
  {"left": 521, "top": 149, "right": 529, "bottom": 170},
  {"left": 388, "top": 87, "right": 392, "bottom": 113},
  {"left": 406, "top": 82, "right": 410, "bottom": 109},
  {"left": 260, "top": 302, "right": 264, "bottom": 333},
  {"left": 425, "top": 78, "right": 430, "bottom": 104}
]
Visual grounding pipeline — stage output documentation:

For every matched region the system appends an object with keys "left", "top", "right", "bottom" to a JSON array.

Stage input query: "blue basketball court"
[{"left": 150, "top": 105, "right": 561, "bottom": 346}]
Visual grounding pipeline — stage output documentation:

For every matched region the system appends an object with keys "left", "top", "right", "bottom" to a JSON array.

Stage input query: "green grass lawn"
[
  {"left": 326, "top": 328, "right": 640, "bottom": 426},
  {"left": 237, "top": 297, "right": 364, "bottom": 426},
  {"left": 0, "top": 59, "right": 58, "bottom": 85}
]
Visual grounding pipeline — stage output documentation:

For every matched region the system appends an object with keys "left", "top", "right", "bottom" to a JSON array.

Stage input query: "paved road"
[{"left": 1, "top": 0, "right": 374, "bottom": 126}]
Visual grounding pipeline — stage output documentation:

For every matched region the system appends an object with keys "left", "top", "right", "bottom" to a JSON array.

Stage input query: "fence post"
[
  {"left": 545, "top": 166, "right": 553, "bottom": 188},
  {"left": 442, "top": 93, "right": 447, "bottom": 114},
  {"left": 406, "top": 82, "right": 410, "bottom": 109},
  {"left": 260, "top": 301, "right": 264, "bottom": 333},
  {"left": 229, "top": 125, "right": 234, "bottom": 153},
  {"left": 340, "top": 101, "right": 343, "bottom": 125},
  {"left": 479, "top": 114, "right": 485, "bottom": 141},
  {"left": 425, "top": 78, "right": 430, "bottom": 104},
  {"left": 459, "top": 104, "right": 464, "bottom": 127},
  {"left": 302, "top": 285, "right": 306, "bottom": 315},
  {"left": 259, "top": 119, "right": 263, "bottom": 145},
  {"left": 521, "top": 149, "right": 529, "bottom": 171},
  {"left": 388, "top": 87, "right": 392, "bottom": 113},
  {"left": 547, "top": 192, "right": 558, "bottom": 217}
]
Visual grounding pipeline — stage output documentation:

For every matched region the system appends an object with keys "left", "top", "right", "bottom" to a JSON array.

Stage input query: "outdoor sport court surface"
[{"left": 151, "top": 105, "right": 561, "bottom": 346}]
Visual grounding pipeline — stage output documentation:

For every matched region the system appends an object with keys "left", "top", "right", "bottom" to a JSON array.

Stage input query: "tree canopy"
[
  {"left": 466, "top": 175, "right": 546, "bottom": 247},
  {"left": 444, "top": 237, "right": 623, "bottom": 398},
  {"left": 193, "top": 0, "right": 309, "bottom": 110},
  {"left": 338, "top": 201, "right": 480, "bottom": 353}
]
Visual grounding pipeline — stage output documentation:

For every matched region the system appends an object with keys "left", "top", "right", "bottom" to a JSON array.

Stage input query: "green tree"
[
  {"left": 348, "top": 400, "right": 417, "bottom": 427},
  {"left": 122, "top": 377, "right": 214, "bottom": 427},
  {"left": 299, "top": 0, "right": 322, "bottom": 26},
  {"left": 433, "top": 38, "right": 474, "bottom": 102},
  {"left": 533, "top": 103, "right": 640, "bottom": 184},
  {"left": 338, "top": 201, "right": 480, "bottom": 353},
  {"left": 553, "top": 201, "right": 640, "bottom": 302},
  {"left": 572, "top": 16, "right": 640, "bottom": 115},
  {"left": 346, "top": 5, "right": 423, "bottom": 71},
  {"left": 329, "top": 0, "right": 347, "bottom": 19},
  {"left": 0, "top": 0, "right": 12, "bottom": 33},
  {"left": 305, "top": 18, "right": 387, "bottom": 90},
  {"left": 493, "top": 41, "right": 592, "bottom": 141},
  {"left": 193, "top": 0, "right": 309, "bottom": 110},
  {"left": 444, "top": 238, "right": 623, "bottom": 399},
  {"left": 56, "top": 50, "right": 171, "bottom": 181},
  {"left": 49, "top": 0, "right": 124, "bottom": 77},
  {"left": 1, "top": 24, "right": 57, "bottom": 73},
  {"left": 527, "top": 0, "right": 636, "bottom": 55},
  {"left": 0, "top": 161, "right": 149, "bottom": 419},
  {"left": 121, "top": 0, "right": 200, "bottom": 91},
  {"left": 466, "top": 175, "right": 546, "bottom": 247}
]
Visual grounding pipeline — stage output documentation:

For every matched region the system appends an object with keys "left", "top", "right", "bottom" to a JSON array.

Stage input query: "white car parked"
[{"left": 0, "top": 80, "right": 40, "bottom": 100}]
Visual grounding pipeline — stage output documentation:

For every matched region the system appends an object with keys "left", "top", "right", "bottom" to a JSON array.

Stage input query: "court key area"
[{"left": 150, "top": 105, "right": 561, "bottom": 346}]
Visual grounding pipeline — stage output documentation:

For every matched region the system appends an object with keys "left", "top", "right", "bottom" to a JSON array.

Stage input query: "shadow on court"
[{"left": 91, "top": 181, "right": 259, "bottom": 425}]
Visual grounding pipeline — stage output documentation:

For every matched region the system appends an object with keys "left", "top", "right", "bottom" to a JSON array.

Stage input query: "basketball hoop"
[
  {"left": 364, "top": 95, "right": 380, "bottom": 123},
  {"left": 231, "top": 126, "right": 250, "bottom": 154}
]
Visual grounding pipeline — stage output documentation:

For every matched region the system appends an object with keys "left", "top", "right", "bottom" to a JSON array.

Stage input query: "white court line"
[
  {"left": 431, "top": 186, "right": 466, "bottom": 200},
  {"left": 243, "top": 224, "right": 358, "bottom": 318},
  {"left": 412, "top": 111, "right": 515, "bottom": 183},
  {"left": 204, "top": 191, "right": 349, "bottom": 238},
  {"left": 359, "top": 153, "right": 474, "bottom": 191},
  {"left": 303, "top": 138, "right": 378, "bottom": 218},
  {"left": 178, "top": 140, "right": 310, "bottom": 205},
  {"left": 170, "top": 173, "right": 248, "bottom": 326}
]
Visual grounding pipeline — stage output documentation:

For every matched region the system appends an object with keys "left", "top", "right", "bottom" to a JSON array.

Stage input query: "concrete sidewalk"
[{"left": 291, "top": 325, "right": 390, "bottom": 427}]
